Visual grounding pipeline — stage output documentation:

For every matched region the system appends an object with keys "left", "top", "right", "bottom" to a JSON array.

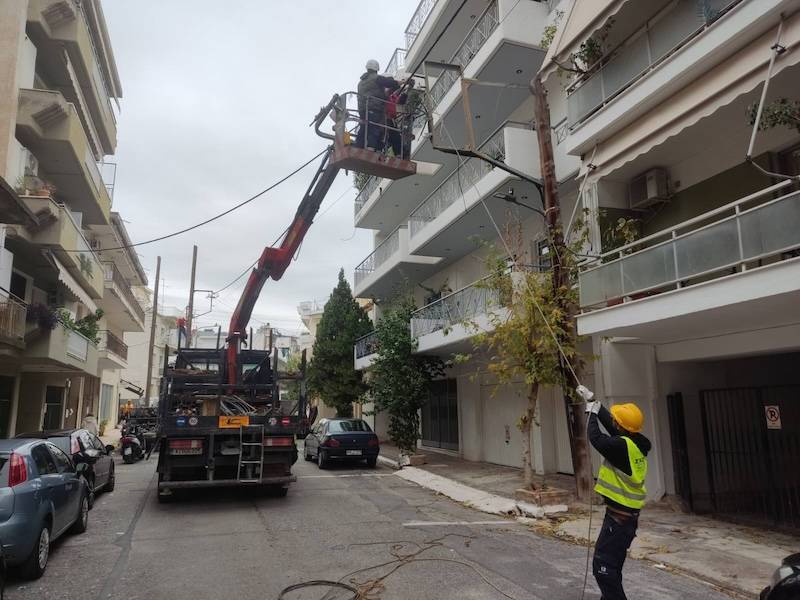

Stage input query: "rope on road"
[{"left": 277, "top": 581, "right": 358, "bottom": 600}]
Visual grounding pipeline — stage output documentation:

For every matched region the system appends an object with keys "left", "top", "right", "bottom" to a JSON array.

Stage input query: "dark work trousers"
[
  {"left": 593, "top": 509, "right": 639, "bottom": 600},
  {"left": 364, "top": 110, "right": 386, "bottom": 151}
]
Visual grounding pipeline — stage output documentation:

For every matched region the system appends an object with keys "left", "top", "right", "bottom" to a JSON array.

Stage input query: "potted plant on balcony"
[
  {"left": 58, "top": 308, "right": 104, "bottom": 344},
  {"left": 24, "top": 303, "right": 59, "bottom": 343}
]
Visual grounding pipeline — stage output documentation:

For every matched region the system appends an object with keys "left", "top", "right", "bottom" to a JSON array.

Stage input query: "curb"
[{"left": 377, "top": 455, "right": 401, "bottom": 470}]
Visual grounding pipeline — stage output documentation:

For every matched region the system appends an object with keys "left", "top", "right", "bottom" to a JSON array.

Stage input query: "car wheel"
[
  {"left": 20, "top": 522, "right": 50, "bottom": 579},
  {"left": 366, "top": 457, "right": 377, "bottom": 468},
  {"left": 317, "top": 449, "right": 328, "bottom": 470},
  {"left": 105, "top": 464, "right": 116, "bottom": 492},
  {"left": 70, "top": 493, "right": 89, "bottom": 534}
]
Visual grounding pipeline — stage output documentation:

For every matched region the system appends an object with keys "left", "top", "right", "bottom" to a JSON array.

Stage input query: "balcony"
[
  {"left": 100, "top": 262, "right": 146, "bottom": 331},
  {"left": 16, "top": 88, "right": 112, "bottom": 225},
  {"left": 408, "top": 123, "right": 540, "bottom": 262},
  {"left": 27, "top": 0, "right": 118, "bottom": 155},
  {"left": 0, "top": 296, "right": 27, "bottom": 354},
  {"left": 577, "top": 182, "right": 800, "bottom": 347},
  {"left": 98, "top": 330, "right": 127, "bottom": 369},
  {"left": 405, "top": 0, "right": 439, "bottom": 50},
  {"left": 564, "top": 0, "right": 785, "bottom": 156},
  {"left": 354, "top": 330, "right": 379, "bottom": 370},
  {"left": 353, "top": 226, "right": 441, "bottom": 299},
  {"left": 411, "top": 278, "right": 506, "bottom": 354},
  {"left": 18, "top": 194, "right": 105, "bottom": 299},
  {"left": 386, "top": 48, "right": 407, "bottom": 77},
  {"left": 24, "top": 322, "right": 98, "bottom": 375}
]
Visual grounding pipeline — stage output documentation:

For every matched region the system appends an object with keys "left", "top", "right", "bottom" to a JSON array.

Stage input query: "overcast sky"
[{"left": 102, "top": 1, "right": 412, "bottom": 334}]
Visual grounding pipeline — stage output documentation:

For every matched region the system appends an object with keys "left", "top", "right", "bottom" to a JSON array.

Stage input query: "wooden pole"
[
  {"left": 185, "top": 245, "right": 197, "bottom": 348},
  {"left": 144, "top": 256, "right": 161, "bottom": 407},
  {"left": 530, "top": 76, "right": 594, "bottom": 502}
]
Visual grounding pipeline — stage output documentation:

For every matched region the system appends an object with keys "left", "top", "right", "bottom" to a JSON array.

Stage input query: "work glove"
[{"left": 584, "top": 400, "right": 601, "bottom": 414}]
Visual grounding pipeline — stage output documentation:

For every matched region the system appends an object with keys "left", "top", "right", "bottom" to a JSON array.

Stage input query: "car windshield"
[
  {"left": 47, "top": 437, "right": 71, "bottom": 455},
  {"left": 328, "top": 420, "right": 372, "bottom": 433}
]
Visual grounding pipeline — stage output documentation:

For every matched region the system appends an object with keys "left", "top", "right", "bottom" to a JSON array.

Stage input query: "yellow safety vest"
[{"left": 594, "top": 436, "right": 648, "bottom": 510}]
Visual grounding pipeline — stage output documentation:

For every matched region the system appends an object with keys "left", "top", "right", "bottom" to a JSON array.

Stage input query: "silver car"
[{"left": 0, "top": 439, "right": 89, "bottom": 579}]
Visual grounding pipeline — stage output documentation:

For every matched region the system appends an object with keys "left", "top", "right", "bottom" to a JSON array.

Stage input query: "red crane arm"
[{"left": 226, "top": 147, "right": 338, "bottom": 384}]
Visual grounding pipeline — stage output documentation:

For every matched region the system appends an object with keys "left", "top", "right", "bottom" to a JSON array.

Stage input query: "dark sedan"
[
  {"left": 304, "top": 418, "right": 379, "bottom": 468},
  {"left": 17, "top": 429, "right": 115, "bottom": 508}
]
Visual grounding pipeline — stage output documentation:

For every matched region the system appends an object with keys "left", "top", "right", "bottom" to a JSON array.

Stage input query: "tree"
[
  {"left": 308, "top": 269, "right": 372, "bottom": 417},
  {"left": 369, "top": 299, "right": 444, "bottom": 455},
  {"left": 748, "top": 98, "right": 800, "bottom": 133}
]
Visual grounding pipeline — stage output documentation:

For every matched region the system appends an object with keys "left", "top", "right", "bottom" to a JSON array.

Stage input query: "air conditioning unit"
[{"left": 629, "top": 168, "right": 669, "bottom": 209}]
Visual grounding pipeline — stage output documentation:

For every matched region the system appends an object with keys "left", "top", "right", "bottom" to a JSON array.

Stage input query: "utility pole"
[
  {"left": 185, "top": 245, "right": 198, "bottom": 348},
  {"left": 144, "top": 256, "right": 161, "bottom": 407},
  {"left": 530, "top": 76, "right": 594, "bottom": 502}
]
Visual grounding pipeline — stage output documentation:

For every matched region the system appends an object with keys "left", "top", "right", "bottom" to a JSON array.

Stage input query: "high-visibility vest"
[{"left": 594, "top": 436, "right": 648, "bottom": 510}]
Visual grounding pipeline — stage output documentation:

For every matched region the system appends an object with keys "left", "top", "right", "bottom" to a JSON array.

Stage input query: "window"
[
  {"left": 78, "top": 430, "right": 94, "bottom": 453},
  {"left": 9, "top": 271, "right": 30, "bottom": 303},
  {"left": 91, "top": 435, "right": 105, "bottom": 451},
  {"left": 47, "top": 443, "right": 74, "bottom": 473},
  {"left": 32, "top": 445, "right": 58, "bottom": 475},
  {"left": 328, "top": 420, "right": 372, "bottom": 433},
  {"left": 535, "top": 238, "right": 552, "bottom": 272}
]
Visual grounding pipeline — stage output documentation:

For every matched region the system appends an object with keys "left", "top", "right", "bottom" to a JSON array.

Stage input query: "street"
[{"left": 5, "top": 451, "right": 734, "bottom": 600}]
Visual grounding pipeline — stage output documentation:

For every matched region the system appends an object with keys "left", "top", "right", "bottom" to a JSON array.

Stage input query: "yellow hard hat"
[{"left": 610, "top": 403, "right": 644, "bottom": 433}]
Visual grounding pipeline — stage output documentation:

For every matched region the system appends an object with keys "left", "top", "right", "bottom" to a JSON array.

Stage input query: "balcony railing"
[
  {"left": 386, "top": 48, "right": 407, "bottom": 76},
  {"left": 405, "top": 0, "right": 439, "bottom": 49},
  {"left": 75, "top": 1, "right": 117, "bottom": 126},
  {"left": 99, "top": 330, "right": 128, "bottom": 360},
  {"left": 409, "top": 125, "right": 507, "bottom": 238},
  {"left": 354, "top": 227, "right": 402, "bottom": 287},
  {"left": 355, "top": 330, "right": 379, "bottom": 359},
  {"left": 66, "top": 328, "right": 90, "bottom": 361},
  {"left": 579, "top": 182, "right": 800, "bottom": 309},
  {"left": 427, "top": 1, "right": 499, "bottom": 108},
  {"left": 354, "top": 175, "right": 382, "bottom": 216},
  {"left": 567, "top": 0, "right": 741, "bottom": 126},
  {"left": 103, "top": 262, "right": 146, "bottom": 322},
  {"left": 0, "top": 295, "right": 27, "bottom": 343},
  {"left": 411, "top": 278, "right": 500, "bottom": 338}
]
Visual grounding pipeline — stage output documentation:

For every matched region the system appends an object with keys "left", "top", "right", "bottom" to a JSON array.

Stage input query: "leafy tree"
[
  {"left": 308, "top": 269, "right": 372, "bottom": 417},
  {"left": 370, "top": 298, "right": 444, "bottom": 455},
  {"left": 748, "top": 98, "right": 800, "bottom": 133}
]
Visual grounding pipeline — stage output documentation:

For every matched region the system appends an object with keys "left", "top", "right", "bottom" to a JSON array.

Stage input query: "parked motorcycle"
[
  {"left": 760, "top": 553, "right": 800, "bottom": 599},
  {"left": 120, "top": 424, "right": 145, "bottom": 463}
]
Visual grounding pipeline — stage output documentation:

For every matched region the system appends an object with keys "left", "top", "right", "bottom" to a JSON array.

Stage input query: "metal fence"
[
  {"left": 567, "top": 0, "right": 742, "bottom": 125},
  {"left": 354, "top": 227, "right": 402, "bottom": 287},
  {"left": 0, "top": 295, "right": 26, "bottom": 342},
  {"left": 386, "top": 48, "right": 407, "bottom": 77},
  {"left": 410, "top": 279, "right": 500, "bottom": 338},
  {"left": 409, "top": 126, "right": 506, "bottom": 238},
  {"left": 103, "top": 262, "right": 146, "bottom": 322},
  {"left": 405, "top": 0, "right": 438, "bottom": 49},
  {"left": 100, "top": 330, "right": 128, "bottom": 360},
  {"left": 355, "top": 330, "right": 379, "bottom": 359},
  {"left": 354, "top": 175, "right": 381, "bottom": 216},
  {"left": 578, "top": 183, "right": 800, "bottom": 308}
]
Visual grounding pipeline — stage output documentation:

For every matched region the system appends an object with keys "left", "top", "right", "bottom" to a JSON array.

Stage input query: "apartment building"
[
  {"left": 352, "top": 0, "right": 582, "bottom": 474},
  {"left": 541, "top": 0, "right": 800, "bottom": 529},
  {"left": 0, "top": 0, "right": 146, "bottom": 434}
]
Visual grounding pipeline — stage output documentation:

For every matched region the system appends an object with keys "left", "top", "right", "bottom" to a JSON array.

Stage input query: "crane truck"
[{"left": 154, "top": 92, "right": 416, "bottom": 502}]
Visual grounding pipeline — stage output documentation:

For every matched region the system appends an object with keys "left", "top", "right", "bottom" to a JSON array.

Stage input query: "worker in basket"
[
  {"left": 584, "top": 399, "right": 651, "bottom": 600},
  {"left": 355, "top": 59, "right": 400, "bottom": 151}
]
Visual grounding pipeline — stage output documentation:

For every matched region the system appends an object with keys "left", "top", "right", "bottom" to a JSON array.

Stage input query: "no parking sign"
[{"left": 765, "top": 405, "right": 782, "bottom": 430}]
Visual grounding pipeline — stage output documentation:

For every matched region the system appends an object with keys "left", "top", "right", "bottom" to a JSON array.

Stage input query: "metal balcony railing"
[
  {"left": 427, "top": 1, "right": 499, "bottom": 108},
  {"left": 567, "top": 0, "right": 742, "bottom": 126},
  {"left": 405, "top": 0, "right": 439, "bottom": 49},
  {"left": 354, "top": 227, "right": 402, "bottom": 287},
  {"left": 411, "top": 278, "right": 500, "bottom": 338},
  {"left": 355, "top": 330, "right": 379, "bottom": 359},
  {"left": 103, "top": 262, "right": 145, "bottom": 322},
  {"left": 0, "top": 295, "right": 26, "bottom": 342},
  {"left": 386, "top": 48, "right": 407, "bottom": 76},
  {"left": 99, "top": 330, "right": 128, "bottom": 360},
  {"left": 578, "top": 182, "right": 800, "bottom": 309},
  {"left": 354, "top": 175, "right": 381, "bottom": 216},
  {"left": 409, "top": 125, "right": 507, "bottom": 238}
]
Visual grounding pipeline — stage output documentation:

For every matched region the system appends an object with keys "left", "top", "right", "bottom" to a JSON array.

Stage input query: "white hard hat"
[{"left": 365, "top": 59, "right": 379, "bottom": 71}]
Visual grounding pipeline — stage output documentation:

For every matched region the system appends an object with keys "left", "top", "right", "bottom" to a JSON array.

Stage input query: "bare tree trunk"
[
  {"left": 530, "top": 75, "right": 595, "bottom": 502},
  {"left": 521, "top": 381, "right": 539, "bottom": 490}
]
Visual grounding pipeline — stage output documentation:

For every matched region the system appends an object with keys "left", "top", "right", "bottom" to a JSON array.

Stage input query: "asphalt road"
[{"left": 5, "top": 450, "right": 736, "bottom": 600}]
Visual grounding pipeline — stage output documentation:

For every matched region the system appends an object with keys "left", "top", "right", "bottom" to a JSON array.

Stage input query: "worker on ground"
[
  {"left": 585, "top": 399, "right": 651, "bottom": 600},
  {"left": 355, "top": 59, "right": 399, "bottom": 151},
  {"left": 385, "top": 79, "right": 415, "bottom": 159}
]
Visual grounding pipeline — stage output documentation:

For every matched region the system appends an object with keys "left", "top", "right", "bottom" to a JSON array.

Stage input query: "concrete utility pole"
[
  {"left": 144, "top": 256, "right": 161, "bottom": 406},
  {"left": 530, "top": 76, "right": 594, "bottom": 502},
  {"left": 185, "top": 245, "right": 198, "bottom": 348}
]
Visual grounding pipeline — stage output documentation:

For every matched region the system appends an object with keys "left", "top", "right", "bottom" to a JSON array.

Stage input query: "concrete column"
[
  {"left": 7, "top": 371, "right": 20, "bottom": 437},
  {"left": 0, "top": 0, "right": 28, "bottom": 179}
]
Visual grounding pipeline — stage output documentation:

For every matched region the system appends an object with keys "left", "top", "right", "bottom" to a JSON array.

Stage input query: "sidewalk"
[{"left": 378, "top": 443, "right": 796, "bottom": 597}]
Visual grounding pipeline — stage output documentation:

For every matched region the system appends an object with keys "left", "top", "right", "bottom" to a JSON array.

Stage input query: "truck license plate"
[
  {"left": 170, "top": 448, "right": 203, "bottom": 455},
  {"left": 346, "top": 450, "right": 362, "bottom": 456}
]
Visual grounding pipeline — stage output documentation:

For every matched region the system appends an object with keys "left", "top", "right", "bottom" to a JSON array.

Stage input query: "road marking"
[
  {"left": 299, "top": 473, "right": 394, "bottom": 479},
  {"left": 402, "top": 520, "right": 517, "bottom": 527}
]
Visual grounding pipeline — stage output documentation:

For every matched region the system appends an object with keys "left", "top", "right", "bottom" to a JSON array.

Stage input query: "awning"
[
  {"left": 53, "top": 254, "right": 98, "bottom": 313},
  {"left": 584, "top": 9, "right": 800, "bottom": 181},
  {"left": 540, "top": 0, "right": 632, "bottom": 80}
]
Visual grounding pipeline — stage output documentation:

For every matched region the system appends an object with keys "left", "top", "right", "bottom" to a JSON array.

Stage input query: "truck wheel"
[
  {"left": 157, "top": 491, "right": 173, "bottom": 504},
  {"left": 268, "top": 485, "right": 288, "bottom": 498},
  {"left": 317, "top": 450, "right": 328, "bottom": 470}
]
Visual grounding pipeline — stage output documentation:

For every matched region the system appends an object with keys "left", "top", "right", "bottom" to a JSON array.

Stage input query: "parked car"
[
  {"left": 304, "top": 418, "right": 379, "bottom": 468},
  {"left": 17, "top": 429, "right": 115, "bottom": 508},
  {"left": 0, "top": 439, "right": 89, "bottom": 579}
]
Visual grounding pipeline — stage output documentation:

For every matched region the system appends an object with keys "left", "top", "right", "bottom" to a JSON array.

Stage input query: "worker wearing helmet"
[
  {"left": 585, "top": 399, "right": 651, "bottom": 600},
  {"left": 355, "top": 59, "right": 400, "bottom": 151}
]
